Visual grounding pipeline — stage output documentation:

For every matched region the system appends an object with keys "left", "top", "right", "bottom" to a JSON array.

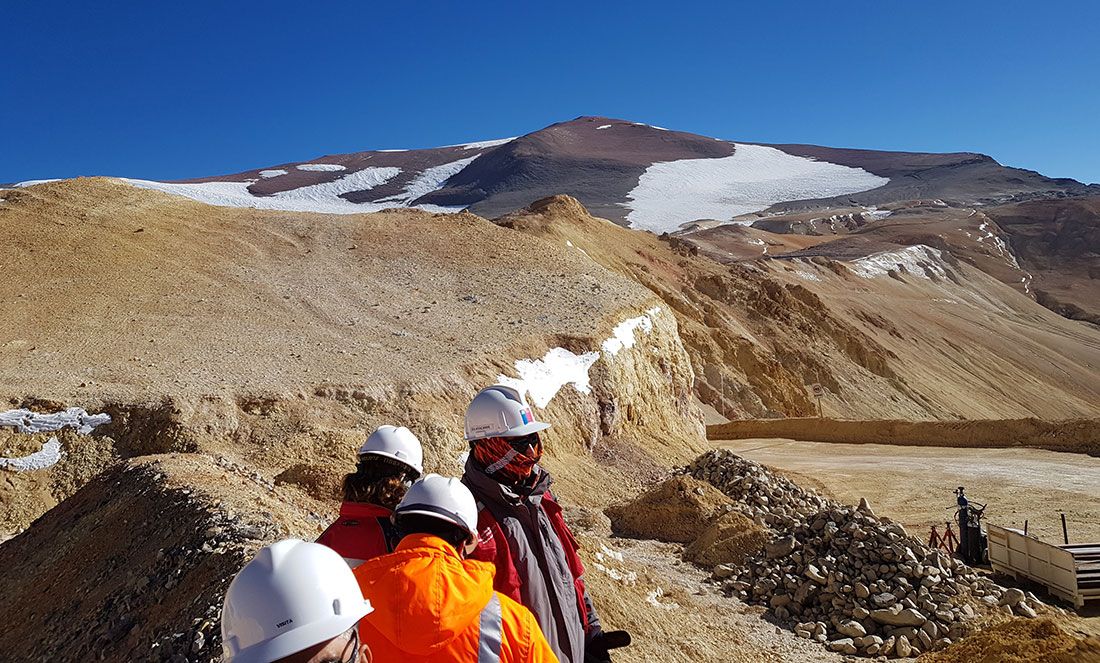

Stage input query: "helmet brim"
[
  {"left": 357, "top": 450, "right": 423, "bottom": 476},
  {"left": 467, "top": 420, "right": 550, "bottom": 440}
]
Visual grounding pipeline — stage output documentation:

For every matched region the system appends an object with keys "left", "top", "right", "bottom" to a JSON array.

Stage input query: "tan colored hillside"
[
  {"left": 2, "top": 181, "right": 1099, "bottom": 661},
  {"left": 498, "top": 195, "right": 1100, "bottom": 420}
]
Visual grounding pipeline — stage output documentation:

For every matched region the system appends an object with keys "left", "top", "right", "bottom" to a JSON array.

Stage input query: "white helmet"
[
  {"left": 358, "top": 425, "right": 423, "bottom": 476},
  {"left": 464, "top": 384, "right": 551, "bottom": 441},
  {"left": 394, "top": 474, "right": 478, "bottom": 545},
  {"left": 221, "top": 539, "right": 373, "bottom": 663}
]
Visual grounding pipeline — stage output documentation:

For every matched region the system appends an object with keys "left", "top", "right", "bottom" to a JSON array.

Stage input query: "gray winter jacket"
[{"left": 463, "top": 458, "right": 600, "bottom": 663}]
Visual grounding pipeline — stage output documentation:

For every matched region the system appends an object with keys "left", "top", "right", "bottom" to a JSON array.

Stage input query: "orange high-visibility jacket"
[{"left": 354, "top": 533, "right": 558, "bottom": 663}]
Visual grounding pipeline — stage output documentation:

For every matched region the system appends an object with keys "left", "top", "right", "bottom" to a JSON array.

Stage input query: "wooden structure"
[{"left": 987, "top": 523, "right": 1100, "bottom": 609}]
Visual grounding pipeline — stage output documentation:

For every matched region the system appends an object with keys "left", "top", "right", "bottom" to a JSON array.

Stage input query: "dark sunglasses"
[{"left": 508, "top": 432, "right": 541, "bottom": 452}]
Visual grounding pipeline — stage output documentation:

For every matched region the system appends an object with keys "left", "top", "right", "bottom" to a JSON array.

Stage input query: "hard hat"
[
  {"left": 221, "top": 539, "right": 373, "bottom": 663},
  {"left": 358, "top": 425, "right": 424, "bottom": 476},
  {"left": 394, "top": 474, "right": 478, "bottom": 543},
  {"left": 464, "top": 384, "right": 551, "bottom": 441}
]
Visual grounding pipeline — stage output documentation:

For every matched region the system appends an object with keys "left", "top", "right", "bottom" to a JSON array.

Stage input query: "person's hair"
[
  {"left": 342, "top": 456, "right": 415, "bottom": 509},
  {"left": 395, "top": 513, "right": 470, "bottom": 550}
]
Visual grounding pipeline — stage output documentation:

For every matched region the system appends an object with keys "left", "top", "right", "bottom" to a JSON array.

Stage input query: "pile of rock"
[{"left": 687, "top": 450, "right": 1041, "bottom": 659}]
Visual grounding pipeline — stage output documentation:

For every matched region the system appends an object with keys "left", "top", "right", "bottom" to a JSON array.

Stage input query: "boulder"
[
  {"left": 998, "top": 587, "right": 1026, "bottom": 608},
  {"left": 826, "top": 638, "right": 857, "bottom": 655},
  {"left": 870, "top": 607, "right": 926, "bottom": 627},
  {"left": 837, "top": 620, "right": 866, "bottom": 638},
  {"left": 895, "top": 635, "right": 912, "bottom": 657}
]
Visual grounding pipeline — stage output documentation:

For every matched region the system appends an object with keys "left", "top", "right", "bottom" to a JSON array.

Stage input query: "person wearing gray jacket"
[{"left": 461, "top": 384, "right": 631, "bottom": 663}]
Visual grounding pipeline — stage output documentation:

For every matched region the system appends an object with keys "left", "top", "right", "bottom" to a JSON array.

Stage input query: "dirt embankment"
[
  {"left": 708, "top": 418, "right": 1100, "bottom": 456},
  {"left": 0, "top": 453, "right": 325, "bottom": 662},
  {"left": 498, "top": 195, "right": 1100, "bottom": 422}
]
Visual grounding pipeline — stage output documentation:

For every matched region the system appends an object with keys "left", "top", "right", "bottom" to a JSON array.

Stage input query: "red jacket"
[
  {"left": 464, "top": 461, "right": 598, "bottom": 663},
  {"left": 316, "top": 502, "right": 398, "bottom": 568}
]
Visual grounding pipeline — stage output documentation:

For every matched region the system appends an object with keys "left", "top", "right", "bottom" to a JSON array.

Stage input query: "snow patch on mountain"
[
  {"left": 296, "top": 163, "right": 346, "bottom": 172},
  {"left": 499, "top": 308, "right": 665, "bottom": 408},
  {"left": 259, "top": 169, "right": 287, "bottom": 178},
  {"left": 497, "top": 348, "right": 600, "bottom": 408},
  {"left": 123, "top": 167, "right": 403, "bottom": 214},
  {"left": 0, "top": 407, "right": 111, "bottom": 473},
  {"left": 624, "top": 144, "right": 889, "bottom": 233},
  {"left": 378, "top": 155, "right": 481, "bottom": 206},
  {"left": 14, "top": 179, "right": 62, "bottom": 188},
  {"left": 848, "top": 245, "right": 947, "bottom": 280},
  {"left": 454, "top": 137, "right": 515, "bottom": 150},
  {"left": 602, "top": 307, "right": 662, "bottom": 357}
]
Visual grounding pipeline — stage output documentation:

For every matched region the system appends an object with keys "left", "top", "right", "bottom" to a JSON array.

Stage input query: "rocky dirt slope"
[
  {"left": 498, "top": 195, "right": 1100, "bottom": 421},
  {"left": 2, "top": 181, "right": 1098, "bottom": 661}
]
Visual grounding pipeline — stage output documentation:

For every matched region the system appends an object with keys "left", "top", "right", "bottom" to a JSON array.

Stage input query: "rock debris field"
[{"left": 667, "top": 450, "right": 1053, "bottom": 659}]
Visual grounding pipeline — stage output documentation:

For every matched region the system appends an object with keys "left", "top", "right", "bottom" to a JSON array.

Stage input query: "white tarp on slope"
[
  {"left": 624, "top": 144, "right": 889, "bottom": 234},
  {"left": 498, "top": 307, "right": 665, "bottom": 408},
  {"left": 0, "top": 407, "right": 112, "bottom": 472},
  {"left": 0, "top": 437, "right": 63, "bottom": 471}
]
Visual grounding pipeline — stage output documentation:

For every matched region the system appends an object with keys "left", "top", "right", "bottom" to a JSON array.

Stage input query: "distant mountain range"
[
  {"left": 8, "top": 116, "right": 1098, "bottom": 323},
  {"left": 33, "top": 115, "right": 1087, "bottom": 234}
]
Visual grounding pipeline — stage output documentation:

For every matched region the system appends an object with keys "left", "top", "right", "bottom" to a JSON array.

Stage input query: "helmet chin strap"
[{"left": 462, "top": 536, "right": 478, "bottom": 557}]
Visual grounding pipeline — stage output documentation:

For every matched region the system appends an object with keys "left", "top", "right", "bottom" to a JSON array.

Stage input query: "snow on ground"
[
  {"left": 453, "top": 137, "right": 515, "bottom": 150},
  {"left": 376, "top": 154, "right": 480, "bottom": 207},
  {"left": 623, "top": 144, "right": 889, "bottom": 234},
  {"left": 0, "top": 437, "right": 63, "bottom": 471},
  {"left": 864, "top": 207, "right": 892, "bottom": 221},
  {"left": 123, "top": 167, "right": 405, "bottom": 215},
  {"left": 0, "top": 407, "right": 111, "bottom": 435},
  {"left": 602, "top": 307, "right": 661, "bottom": 356},
  {"left": 0, "top": 407, "right": 111, "bottom": 472},
  {"left": 848, "top": 245, "right": 947, "bottom": 280},
  {"left": 124, "top": 152, "right": 484, "bottom": 215},
  {"left": 259, "top": 169, "right": 287, "bottom": 178},
  {"left": 499, "top": 308, "right": 665, "bottom": 407},
  {"left": 976, "top": 221, "right": 1020, "bottom": 268},
  {"left": 597, "top": 125, "right": 612, "bottom": 130},
  {"left": 296, "top": 163, "right": 346, "bottom": 172},
  {"left": 14, "top": 179, "right": 62, "bottom": 188},
  {"left": 497, "top": 348, "right": 600, "bottom": 408}
]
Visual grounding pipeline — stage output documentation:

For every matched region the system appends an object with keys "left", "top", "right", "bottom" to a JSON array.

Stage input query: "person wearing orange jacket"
[
  {"left": 317, "top": 425, "right": 423, "bottom": 567},
  {"left": 353, "top": 474, "right": 558, "bottom": 663}
]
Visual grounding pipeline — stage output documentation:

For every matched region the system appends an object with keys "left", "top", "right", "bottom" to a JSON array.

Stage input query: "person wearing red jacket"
[
  {"left": 317, "top": 425, "right": 424, "bottom": 567},
  {"left": 462, "top": 385, "right": 631, "bottom": 663}
]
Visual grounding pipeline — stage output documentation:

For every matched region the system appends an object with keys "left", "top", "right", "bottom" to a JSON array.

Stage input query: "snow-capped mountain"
[{"left": 107, "top": 116, "right": 1097, "bottom": 234}]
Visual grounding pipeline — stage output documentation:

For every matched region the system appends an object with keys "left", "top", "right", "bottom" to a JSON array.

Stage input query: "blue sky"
[{"left": 4, "top": 1, "right": 1098, "bottom": 183}]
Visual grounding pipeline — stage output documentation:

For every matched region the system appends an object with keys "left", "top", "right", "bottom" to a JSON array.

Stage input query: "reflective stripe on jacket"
[
  {"left": 463, "top": 459, "right": 599, "bottom": 663},
  {"left": 316, "top": 501, "right": 397, "bottom": 568},
  {"left": 354, "top": 533, "right": 558, "bottom": 663}
]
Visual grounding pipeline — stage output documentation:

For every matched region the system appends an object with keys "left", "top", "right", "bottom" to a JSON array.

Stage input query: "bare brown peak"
[{"left": 525, "top": 194, "right": 591, "bottom": 218}]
